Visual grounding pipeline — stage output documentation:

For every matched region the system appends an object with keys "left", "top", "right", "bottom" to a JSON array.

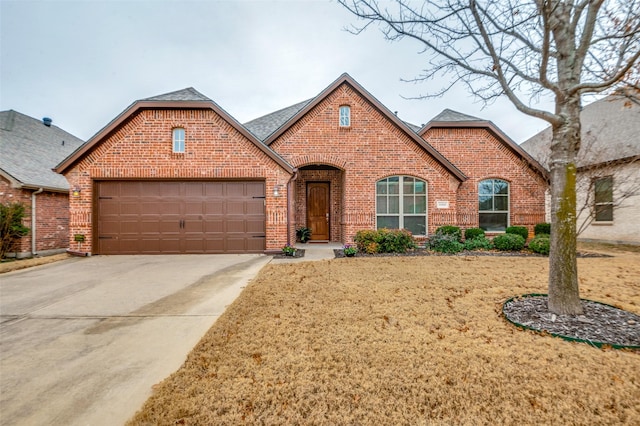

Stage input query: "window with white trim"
[
  {"left": 339, "top": 105, "right": 351, "bottom": 127},
  {"left": 594, "top": 176, "right": 613, "bottom": 222},
  {"left": 479, "top": 179, "right": 509, "bottom": 232},
  {"left": 376, "top": 176, "right": 427, "bottom": 235},
  {"left": 172, "top": 127, "right": 185, "bottom": 153}
]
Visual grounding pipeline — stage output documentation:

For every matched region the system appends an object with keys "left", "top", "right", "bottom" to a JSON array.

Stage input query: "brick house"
[
  {"left": 1, "top": 110, "right": 85, "bottom": 257},
  {"left": 56, "top": 74, "right": 547, "bottom": 255}
]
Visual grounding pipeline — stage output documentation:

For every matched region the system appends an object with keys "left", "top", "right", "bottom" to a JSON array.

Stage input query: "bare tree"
[{"left": 339, "top": 0, "right": 640, "bottom": 314}]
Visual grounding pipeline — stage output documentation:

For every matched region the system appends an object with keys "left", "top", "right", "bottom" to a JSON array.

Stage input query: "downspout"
[
  {"left": 286, "top": 169, "right": 299, "bottom": 245},
  {"left": 31, "top": 188, "right": 44, "bottom": 256}
]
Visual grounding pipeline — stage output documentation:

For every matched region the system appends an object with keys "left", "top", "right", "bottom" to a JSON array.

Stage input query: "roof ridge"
[
  {"left": 430, "top": 108, "right": 484, "bottom": 123},
  {"left": 142, "top": 87, "right": 211, "bottom": 102}
]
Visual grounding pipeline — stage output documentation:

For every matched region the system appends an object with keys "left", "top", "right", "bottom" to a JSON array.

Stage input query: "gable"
[
  {"left": 56, "top": 93, "right": 293, "bottom": 175},
  {"left": 421, "top": 118, "right": 548, "bottom": 181},
  {"left": 263, "top": 73, "right": 466, "bottom": 182}
]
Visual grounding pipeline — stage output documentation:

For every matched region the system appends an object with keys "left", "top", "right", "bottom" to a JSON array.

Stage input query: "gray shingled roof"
[
  {"left": 0, "top": 110, "right": 86, "bottom": 191},
  {"left": 143, "top": 87, "right": 211, "bottom": 102},
  {"left": 521, "top": 95, "right": 640, "bottom": 168},
  {"left": 243, "top": 99, "right": 312, "bottom": 141},
  {"left": 430, "top": 109, "right": 484, "bottom": 123}
]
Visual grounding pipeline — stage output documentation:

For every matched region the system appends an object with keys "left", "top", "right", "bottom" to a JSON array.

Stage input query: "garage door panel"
[
  {"left": 227, "top": 201, "right": 245, "bottom": 215},
  {"left": 204, "top": 182, "right": 224, "bottom": 196},
  {"left": 119, "top": 182, "right": 144, "bottom": 197},
  {"left": 204, "top": 201, "right": 224, "bottom": 214},
  {"left": 100, "top": 220, "right": 121, "bottom": 234},
  {"left": 142, "top": 201, "right": 179, "bottom": 215},
  {"left": 184, "top": 201, "right": 204, "bottom": 214},
  {"left": 246, "top": 200, "right": 265, "bottom": 215},
  {"left": 204, "top": 219, "right": 224, "bottom": 233},
  {"left": 226, "top": 182, "right": 245, "bottom": 196},
  {"left": 247, "top": 237, "right": 266, "bottom": 252},
  {"left": 226, "top": 238, "right": 247, "bottom": 252},
  {"left": 246, "top": 219, "right": 265, "bottom": 233},
  {"left": 120, "top": 220, "right": 143, "bottom": 234},
  {"left": 159, "top": 183, "right": 181, "bottom": 197},
  {"left": 119, "top": 202, "right": 141, "bottom": 215},
  {"left": 97, "top": 181, "right": 265, "bottom": 254},
  {"left": 246, "top": 182, "right": 265, "bottom": 197},
  {"left": 185, "top": 183, "right": 205, "bottom": 197},
  {"left": 226, "top": 220, "right": 246, "bottom": 233}
]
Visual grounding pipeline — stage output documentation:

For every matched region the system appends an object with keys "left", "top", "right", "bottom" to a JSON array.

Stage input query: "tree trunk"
[{"left": 547, "top": 100, "right": 584, "bottom": 315}]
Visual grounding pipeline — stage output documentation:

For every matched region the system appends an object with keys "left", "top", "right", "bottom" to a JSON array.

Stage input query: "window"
[
  {"left": 376, "top": 176, "right": 427, "bottom": 235},
  {"left": 172, "top": 128, "right": 185, "bottom": 153},
  {"left": 479, "top": 179, "right": 509, "bottom": 232},
  {"left": 339, "top": 105, "right": 350, "bottom": 127},
  {"left": 594, "top": 176, "right": 613, "bottom": 222}
]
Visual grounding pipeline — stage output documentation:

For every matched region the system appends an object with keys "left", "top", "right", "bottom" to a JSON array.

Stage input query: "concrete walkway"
[{"left": 0, "top": 254, "right": 271, "bottom": 426}]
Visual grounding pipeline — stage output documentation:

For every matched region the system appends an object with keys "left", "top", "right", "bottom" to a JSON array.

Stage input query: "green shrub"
[
  {"left": 493, "top": 233, "right": 526, "bottom": 251},
  {"left": 534, "top": 222, "right": 551, "bottom": 236},
  {"left": 379, "top": 228, "right": 415, "bottom": 253},
  {"left": 354, "top": 229, "right": 415, "bottom": 254},
  {"left": 463, "top": 236, "right": 494, "bottom": 251},
  {"left": 506, "top": 226, "right": 529, "bottom": 241},
  {"left": 355, "top": 230, "right": 378, "bottom": 253},
  {"left": 529, "top": 235, "right": 550, "bottom": 255},
  {"left": 464, "top": 227, "right": 485, "bottom": 241},
  {"left": 429, "top": 233, "right": 464, "bottom": 254},
  {"left": 0, "top": 202, "right": 30, "bottom": 259},
  {"left": 435, "top": 225, "right": 462, "bottom": 242}
]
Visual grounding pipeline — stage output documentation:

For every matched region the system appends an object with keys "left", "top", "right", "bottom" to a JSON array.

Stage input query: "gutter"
[{"left": 31, "top": 188, "right": 44, "bottom": 256}]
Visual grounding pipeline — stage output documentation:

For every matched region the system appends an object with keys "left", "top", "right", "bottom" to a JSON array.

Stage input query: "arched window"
[
  {"left": 172, "top": 127, "right": 185, "bottom": 153},
  {"left": 478, "top": 179, "right": 509, "bottom": 231},
  {"left": 339, "top": 105, "right": 351, "bottom": 127},
  {"left": 376, "top": 176, "right": 427, "bottom": 235}
]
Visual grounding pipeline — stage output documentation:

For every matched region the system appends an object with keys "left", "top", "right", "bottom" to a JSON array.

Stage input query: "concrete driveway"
[{"left": 0, "top": 254, "right": 271, "bottom": 426}]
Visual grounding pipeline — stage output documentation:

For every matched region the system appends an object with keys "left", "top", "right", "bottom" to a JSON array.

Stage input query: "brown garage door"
[{"left": 96, "top": 181, "right": 265, "bottom": 254}]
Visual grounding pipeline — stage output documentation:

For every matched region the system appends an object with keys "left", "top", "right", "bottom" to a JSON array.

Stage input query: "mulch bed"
[
  {"left": 333, "top": 248, "right": 609, "bottom": 258},
  {"left": 503, "top": 295, "right": 640, "bottom": 348},
  {"left": 272, "top": 249, "right": 306, "bottom": 259}
]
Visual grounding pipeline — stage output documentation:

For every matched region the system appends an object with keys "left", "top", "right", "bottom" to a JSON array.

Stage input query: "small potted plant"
[
  {"left": 282, "top": 244, "right": 296, "bottom": 256},
  {"left": 296, "top": 226, "right": 312, "bottom": 243},
  {"left": 343, "top": 244, "right": 357, "bottom": 257}
]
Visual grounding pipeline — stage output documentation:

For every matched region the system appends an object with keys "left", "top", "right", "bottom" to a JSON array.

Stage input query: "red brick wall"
[
  {"left": 270, "top": 84, "right": 460, "bottom": 243},
  {"left": 423, "top": 127, "right": 547, "bottom": 237},
  {"left": 63, "top": 108, "right": 291, "bottom": 254},
  {"left": 1, "top": 178, "right": 70, "bottom": 256}
]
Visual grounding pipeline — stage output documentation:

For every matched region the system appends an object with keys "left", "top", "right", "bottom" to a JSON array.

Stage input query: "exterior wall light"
[
  {"left": 72, "top": 187, "right": 81, "bottom": 197},
  {"left": 273, "top": 184, "right": 281, "bottom": 197}
]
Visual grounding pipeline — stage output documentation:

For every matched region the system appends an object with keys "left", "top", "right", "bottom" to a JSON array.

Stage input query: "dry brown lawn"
[{"left": 129, "top": 245, "right": 640, "bottom": 425}]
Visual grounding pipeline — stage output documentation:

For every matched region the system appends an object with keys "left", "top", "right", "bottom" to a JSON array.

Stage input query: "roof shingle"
[
  {"left": 0, "top": 110, "right": 86, "bottom": 191},
  {"left": 142, "top": 87, "right": 211, "bottom": 102},
  {"left": 521, "top": 94, "right": 640, "bottom": 168}
]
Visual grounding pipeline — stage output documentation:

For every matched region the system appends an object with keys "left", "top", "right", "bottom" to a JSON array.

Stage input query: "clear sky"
[{"left": 1, "top": 0, "right": 553, "bottom": 143}]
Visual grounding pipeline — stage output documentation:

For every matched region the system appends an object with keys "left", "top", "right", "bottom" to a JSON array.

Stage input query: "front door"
[{"left": 307, "top": 182, "right": 330, "bottom": 240}]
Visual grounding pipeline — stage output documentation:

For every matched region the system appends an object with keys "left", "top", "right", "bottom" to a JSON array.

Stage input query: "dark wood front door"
[{"left": 307, "top": 182, "right": 330, "bottom": 240}]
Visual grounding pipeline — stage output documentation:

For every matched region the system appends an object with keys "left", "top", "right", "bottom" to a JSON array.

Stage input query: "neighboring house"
[
  {"left": 521, "top": 94, "right": 640, "bottom": 245},
  {"left": 0, "top": 110, "right": 85, "bottom": 257},
  {"left": 55, "top": 73, "right": 547, "bottom": 255}
]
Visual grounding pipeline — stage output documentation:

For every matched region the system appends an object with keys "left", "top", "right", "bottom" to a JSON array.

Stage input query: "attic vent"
[{"left": 43, "top": 117, "right": 52, "bottom": 127}]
